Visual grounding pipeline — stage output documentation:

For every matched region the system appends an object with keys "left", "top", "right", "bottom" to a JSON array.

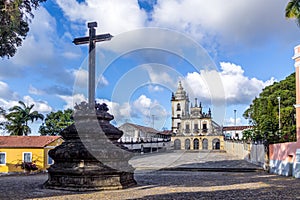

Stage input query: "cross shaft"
[{"left": 73, "top": 22, "right": 113, "bottom": 108}]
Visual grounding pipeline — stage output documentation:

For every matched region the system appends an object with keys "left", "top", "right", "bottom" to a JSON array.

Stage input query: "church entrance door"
[
  {"left": 202, "top": 139, "right": 208, "bottom": 150},
  {"left": 212, "top": 138, "right": 220, "bottom": 149},
  {"left": 185, "top": 139, "right": 190, "bottom": 150},
  {"left": 193, "top": 138, "right": 199, "bottom": 150},
  {"left": 174, "top": 139, "right": 181, "bottom": 150}
]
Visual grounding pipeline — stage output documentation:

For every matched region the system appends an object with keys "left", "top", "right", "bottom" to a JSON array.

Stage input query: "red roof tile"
[
  {"left": 122, "top": 123, "right": 159, "bottom": 134},
  {"left": 222, "top": 126, "right": 252, "bottom": 131},
  {"left": 0, "top": 136, "right": 62, "bottom": 148}
]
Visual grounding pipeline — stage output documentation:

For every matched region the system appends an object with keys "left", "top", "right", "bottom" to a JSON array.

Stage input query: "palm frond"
[{"left": 286, "top": 0, "right": 300, "bottom": 18}]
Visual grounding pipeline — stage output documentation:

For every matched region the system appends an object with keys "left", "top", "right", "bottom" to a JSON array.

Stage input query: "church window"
[
  {"left": 194, "top": 124, "right": 198, "bottom": 130},
  {"left": 202, "top": 123, "right": 207, "bottom": 130},
  {"left": 177, "top": 103, "right": 181, "bottom": 111},
  {"left": 185, "top": 124, "right": 190, "bottom": 133},
  {"left": 177, "top": 114, "right": 180, "bottom": 118}
]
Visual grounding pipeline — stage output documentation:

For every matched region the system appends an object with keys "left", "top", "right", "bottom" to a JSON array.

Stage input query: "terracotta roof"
[
  {"left": 159, "top": 130, "right": 173, "bottom": 135},
  {"left": 121, "top": 123, "right": 159, "bottom": 134},
  {"left": 222, "top": 126, "right": 252, "bottom": 131},
  {"left": 0, "top": 136, "right": 62, "bottom": 148}
]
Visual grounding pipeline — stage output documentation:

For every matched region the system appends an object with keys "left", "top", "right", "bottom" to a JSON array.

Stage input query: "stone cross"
[{"left": 73, "top": 22, "right": 113, "bottom": 108}]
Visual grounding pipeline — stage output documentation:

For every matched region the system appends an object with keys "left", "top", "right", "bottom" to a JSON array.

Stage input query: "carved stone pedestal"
[{"left": 43, "top": 102, "right": 136, "bottom": 191}]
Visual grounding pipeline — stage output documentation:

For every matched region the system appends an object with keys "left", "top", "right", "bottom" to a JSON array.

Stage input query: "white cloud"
[
  {"left": 58, "top": 94, "right": 87, "bottom": 110},
  {"left": 73, "top": 69, "right": 88, "bottom": 89},
  {"left": 9, "top": 7, "right": 57, "bottom": 66},
  {"left": 182, "top": 62, "right": 275, "bottom": 105},
  {"left": 73, "top": 69, "right": 109, "bottom": 89},
  {"left": 132, "top": 95, "right": 168, "bottom": 127},
  {"left": 148, "top": 85, "right": 164, "bottom": 92},
  {"left": 144, "top": 64, "right": 177, "bottom": 86},
  {"left": 23, "top": 96, "right": 53, "bottom": 113},
  {"left": 224, "top": 117, "right": 242, "bottom": 126},
  {"left": 97, "top": 99, "right": 132, "bottom": 125},
  {"left": 28, "top": 85, "right": 45, "bottom": 95},
  {"left": 57, "top": 92, "right": 166, "bottom": 129},
  {"left": 0, "top": 96, "right": 52, "bottom": 113},
  {"left": 97, "top": 75, "right": 109, "bottom": 87},
  {"left": 133, "top": 95, "right": 152, "bottom": 114},
  {"left": 151, "top": 0, "right": 299, "bottom": 49},
  {"left": 55, "top": 0, "right": 147, "bottom": 35},
  {"left": 220, "top": 62, "right": 275, "bottom": 104},
  {"left": 0, "top": 81, "right": 18, "bottom": 100}
]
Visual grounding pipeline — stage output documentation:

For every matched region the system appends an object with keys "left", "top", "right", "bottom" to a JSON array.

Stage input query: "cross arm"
[{"left": 73, "top": 34, "right": 113, "bottom": 45}]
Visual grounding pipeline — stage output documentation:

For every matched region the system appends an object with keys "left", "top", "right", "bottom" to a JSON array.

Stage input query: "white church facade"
[{"left": 171, "top": 81, "right": 224, "bottom": 150}]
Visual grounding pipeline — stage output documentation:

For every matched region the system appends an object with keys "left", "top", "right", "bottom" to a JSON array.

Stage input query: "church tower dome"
[{"left": 174, "top": 81, "right": 187, "bottom": 100}]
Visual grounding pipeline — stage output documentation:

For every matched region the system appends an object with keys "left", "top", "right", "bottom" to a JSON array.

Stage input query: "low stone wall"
[{"left": 224, "top": 141, "right": 265, "bottom": 167}]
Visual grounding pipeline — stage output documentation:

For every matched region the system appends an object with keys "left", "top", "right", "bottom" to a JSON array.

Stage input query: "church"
[{"left": 171, "top": 81, "right": 224, "bottom": 150}]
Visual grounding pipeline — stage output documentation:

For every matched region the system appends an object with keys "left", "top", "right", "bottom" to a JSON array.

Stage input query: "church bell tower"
[{"left": 171, "top": 81, "right": 189, "bottom": 134}]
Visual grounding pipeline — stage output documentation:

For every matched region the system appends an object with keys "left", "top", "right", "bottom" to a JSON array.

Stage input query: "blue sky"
[{"left": 1, "top": 0, "right": 300, "bottom": 134}]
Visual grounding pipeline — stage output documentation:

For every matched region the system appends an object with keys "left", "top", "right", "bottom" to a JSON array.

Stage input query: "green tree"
[
  {"left": 243, "top": 73, "right": 296, "bottom": 143},
  {"left": 39, "top": 109, "right": 73, "bottom": 136},
  {"left": 0, "top": 107, "right": 8, "bottom": 131},
  {"left": 0, "top": 0, "right": 46, "bottom": 58},
  {"left": 5, "top": 101, "right": 44, "bottom": 136},
  {"left": 286, "top": 0, "right": 300, "bottom": 26}
]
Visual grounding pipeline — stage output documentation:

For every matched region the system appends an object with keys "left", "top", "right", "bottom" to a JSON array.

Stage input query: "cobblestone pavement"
[
  {"left": 130, "top": 150, "right": 262, "bottom": 171},
  {"left": 1, "top": 151, "right": 300, "bottom": 200}
]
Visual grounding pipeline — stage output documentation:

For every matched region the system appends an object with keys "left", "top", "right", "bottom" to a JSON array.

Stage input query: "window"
[
  {"left": 176, "top": 103, "right": 181, "bottom": 111},
  {"left": 23, "top": 152, "right": 32, "bottom": 163},
  {"left": 185, "top": 124, "right": 190, "bottom": 129},
  {"left": 185, "top": 124, "right": 190, "bottom": 133},
  {"left": 194, "top": 124, "right": 198, "bottom": 130},
  {"left": 194, "top": 124, "right": 199, "bottom": 133},
  {"left": 48, "top": 155, "right": 54, "bottom": 165},
  {"left": 177, "top": 114, "right": 180, "bottom": 118},
  {"left": 0, "top": 153, "right": 6, "bottom": 165}
]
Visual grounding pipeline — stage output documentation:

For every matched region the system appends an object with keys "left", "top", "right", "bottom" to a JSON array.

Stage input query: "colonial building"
[
  {"left": 118, "top": 123, "right": 172, "bottom": 152},
  {"left": 0, "top": 136, "right": 63, "bottom": 173},
  {"left": 171, "top": 81, "right": 224, "bottom": 150},
  {"left": 118, "top": 123, "right": 171, "bottom": 143},
  {"left": 222, "top": 126, "right": 252, "bottom": 140}
]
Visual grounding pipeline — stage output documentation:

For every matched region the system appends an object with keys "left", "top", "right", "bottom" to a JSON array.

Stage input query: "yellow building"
[
  {"left": 0, "top": 136, "right": 63, "bottom": 173},
  {"left": 171, "top": 81, "right": 224, "bottom": 150}
]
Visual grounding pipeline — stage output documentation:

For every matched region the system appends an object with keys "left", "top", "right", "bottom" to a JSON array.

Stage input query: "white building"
[
  {"left": 222, "top": 126, "right": 252, "bottom": 140},
  {"left": 171, "top": 81, "right": 224, "bottom": 150},
  {"left": 118, "top": 123, "right": 170, "bottom": 143}
]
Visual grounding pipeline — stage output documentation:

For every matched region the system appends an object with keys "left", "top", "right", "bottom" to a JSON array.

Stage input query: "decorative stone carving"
[{"left": 44, "top": 102, "right": 136, "bottom": 191}]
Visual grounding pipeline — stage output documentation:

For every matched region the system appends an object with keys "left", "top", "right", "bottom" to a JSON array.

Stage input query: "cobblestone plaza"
[{"left": 1, "top": 151, "right": 300, "bottom": 199}]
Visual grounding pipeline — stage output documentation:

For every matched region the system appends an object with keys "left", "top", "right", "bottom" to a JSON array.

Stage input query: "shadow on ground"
[{"left": 0, "top": 169, "right": 299, "bottom": 199}]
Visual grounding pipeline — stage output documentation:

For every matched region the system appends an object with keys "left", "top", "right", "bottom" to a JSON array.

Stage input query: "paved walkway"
[
  {"left": 1, "top": 151, "right": 300, "bottom": 200},
  {"left": 130, "top": 150, "right": 262, "bottom": 171}
]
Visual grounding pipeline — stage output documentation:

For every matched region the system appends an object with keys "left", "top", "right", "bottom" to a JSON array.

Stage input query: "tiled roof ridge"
[
  {"left": 222, "top": 126, "right": 252, "bottom": 131},
  {"left": 123, "top": 122, "right": 158, "bottom": 133},
  {"left": 0, "top": 136, "right": 61, "bottom": 148}
]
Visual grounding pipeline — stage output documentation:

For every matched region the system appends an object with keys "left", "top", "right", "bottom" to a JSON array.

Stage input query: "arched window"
[{"left": 177, "top": 103, "right": 181, "bottom": 111}]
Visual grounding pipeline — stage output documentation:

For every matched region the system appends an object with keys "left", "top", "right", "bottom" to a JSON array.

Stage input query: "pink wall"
[
  {"left": 269, "top": 142, "right": 300, "bottom": 162},
  {"left": 269, "top": 45, "right": 300, "bottom": 163}
]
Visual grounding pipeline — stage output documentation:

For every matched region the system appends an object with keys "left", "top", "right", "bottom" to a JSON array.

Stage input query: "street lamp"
[
  {"left": 234, "top": 109, "right": 237, "bottom": 139},
  {"left": 277, "top": 96, "right": 281, "bottom": 131}
]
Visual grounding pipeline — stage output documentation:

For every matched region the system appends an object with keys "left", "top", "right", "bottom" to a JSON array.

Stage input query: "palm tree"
[
  {"left": 5, "top": 101, "right": 44, "bottom": 136},
  {"left": 286, "top": 0, "right": 300, "bottom": 26}
]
